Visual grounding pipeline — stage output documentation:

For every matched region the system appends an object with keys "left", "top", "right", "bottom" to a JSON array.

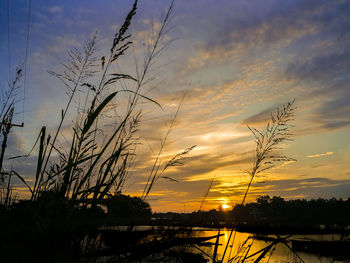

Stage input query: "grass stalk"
[{"left": 221, "top": 101, "right": 296, "bottom": 262}]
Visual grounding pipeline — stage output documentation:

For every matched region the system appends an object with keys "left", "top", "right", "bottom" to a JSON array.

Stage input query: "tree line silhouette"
[{"left": 153, "top": 195, "right": 350, "bottom": 232}]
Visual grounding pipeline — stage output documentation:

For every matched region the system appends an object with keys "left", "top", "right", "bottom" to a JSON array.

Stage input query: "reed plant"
[
  {"left": 219, "top": 100, "right": 299, "bottom": 263},
  {"left": 28, "top": 0, "right": 181, "bottom": 207},
  {"left": 0, "top": 1, "right": 196, "bottom": 262}
]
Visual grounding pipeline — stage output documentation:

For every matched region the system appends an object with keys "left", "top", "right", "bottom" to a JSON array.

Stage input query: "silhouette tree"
[{"left": 105, "top": 193, "right": 152, "bottom": 224}]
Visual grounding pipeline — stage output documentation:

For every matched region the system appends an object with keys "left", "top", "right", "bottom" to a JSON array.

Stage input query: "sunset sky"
[{"left": 1, "top": 0, "right": 350, "bottom": 212}]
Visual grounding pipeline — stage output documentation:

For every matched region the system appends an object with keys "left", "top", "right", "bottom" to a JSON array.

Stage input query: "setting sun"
[{"left": 221, "top": 204, "right": 230, "bottom": 210}]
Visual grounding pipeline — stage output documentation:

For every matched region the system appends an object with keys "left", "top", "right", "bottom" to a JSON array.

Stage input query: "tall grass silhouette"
[
  {"left": 221, "top": 100, "right": 297, "bottom": 263},
  {"left": 0, "top": 1, "right": 199, "bottom": 261}
]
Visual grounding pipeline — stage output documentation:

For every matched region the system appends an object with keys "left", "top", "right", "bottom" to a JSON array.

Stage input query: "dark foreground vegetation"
[
  {"left": 153, "top": 195, "right": 350, "bottom": 234},
  {"left": 0, "top": 192, "right": 210, "bottom": 262}
]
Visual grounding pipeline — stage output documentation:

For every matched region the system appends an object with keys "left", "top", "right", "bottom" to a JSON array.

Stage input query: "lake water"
[
  {"left": 102, "top": 226, "right": 350, "bottom": 262},
  {"left": 195, "top": 228, "right": 350, "bottom": 263}
]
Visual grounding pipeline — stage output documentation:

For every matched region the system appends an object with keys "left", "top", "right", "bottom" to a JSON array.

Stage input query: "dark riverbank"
[
  {"left": 151, "top": 195, "right": 350, "bottom": 234},
  {"left": 150, "top": 216, "right": 350, "bottom": 235},
  {"left": 146, "top": 222, "right": 350, "bottom": 235}
]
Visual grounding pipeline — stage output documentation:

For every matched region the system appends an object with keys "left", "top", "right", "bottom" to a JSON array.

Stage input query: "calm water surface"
[
  {"left": 104, "top": 226, "right": 349, "bottom": 262},
  {"left": 196, "top": 228, "right": 349, "bottom": 263}
]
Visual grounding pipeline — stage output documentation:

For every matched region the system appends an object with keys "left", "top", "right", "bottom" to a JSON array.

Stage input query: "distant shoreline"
[{"left": 102, "top": 223, "right": 350, "bottom": 235}]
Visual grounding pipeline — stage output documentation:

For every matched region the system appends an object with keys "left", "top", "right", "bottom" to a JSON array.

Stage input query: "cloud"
[
  {"left": 176, "top": 0, "right": 350, "bottom": 140},
  {"left": 294, "top": 121, "right": 350, "bottom": 136},
  {"left": 179, "top": 0, "right": 335, "bottom": 74},
  {"left": 180, "top": 151, "right": 253, "bottom": 182},
  {"left": 279, "top": 1, "right": 350, "bottom": 135},
  {"left": 308, "top": 95, "right": 350, "bottom": 133},
  {"left": 240, "top": 106, "right": 276, "bottom": 126},
  {"left": 128, "top": 148, "right": 254, "bottom": 192},
  {"left": 213, "top": 177, "right": 350, "bottom": 203},
  {"left": 6, "top": 131, "right": 26, "bottom": 156},
  {"left": 306, "top": 151, "right": 333, "bottom": 158},
  {"left": 110, "top": 24, "right": 120, "bottom": 32},
  {"left": 47, "top": 34, "right": 81, "bottom": 53},
  {"left": 285, "top": 50, "right": 350, "bottom": 83},
  {"left": 48, "top": 6, "right": 63, "bottom": 14},
  {"left": 294, "top": 95, "right": 350, "bottom": 135},
  {"left": 195, "top": 126, "right": 249, "bottom": 144}
]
